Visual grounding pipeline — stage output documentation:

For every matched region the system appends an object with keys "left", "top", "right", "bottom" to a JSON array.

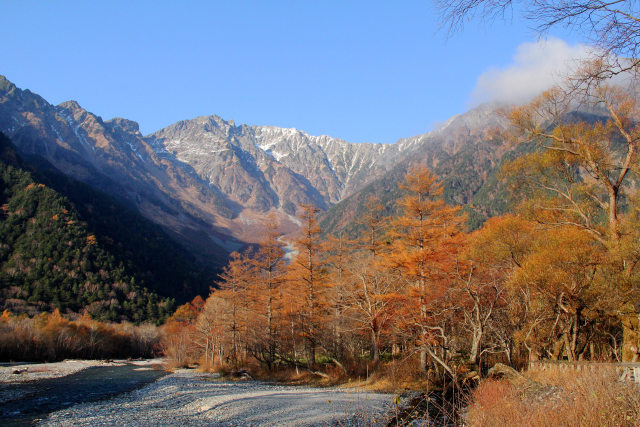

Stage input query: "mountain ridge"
[{"left": 0, "top": 75, "right": 514, "bottom": 258}]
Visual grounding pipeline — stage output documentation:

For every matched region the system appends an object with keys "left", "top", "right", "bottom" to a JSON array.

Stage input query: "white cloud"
[{"left": 470, "top": 37, "right": 594, "bottom": 106}]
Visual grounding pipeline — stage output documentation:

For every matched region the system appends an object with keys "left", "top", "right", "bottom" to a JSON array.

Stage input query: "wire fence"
[{"left": 529, "top": 360, "right": 640, "bottom": 384}]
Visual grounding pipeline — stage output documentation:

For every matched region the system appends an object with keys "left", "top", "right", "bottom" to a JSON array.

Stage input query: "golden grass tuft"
[{"left": 341, "top": 357, "right": 432, "bottom": 393}]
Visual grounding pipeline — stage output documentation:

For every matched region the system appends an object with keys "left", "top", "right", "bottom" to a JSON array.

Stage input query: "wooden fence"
[{"left": 529, "top": 360, "right": 640, "bottom": 384}]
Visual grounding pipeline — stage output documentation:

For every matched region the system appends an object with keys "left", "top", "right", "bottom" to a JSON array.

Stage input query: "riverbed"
[
  {"left": 0, "top": 362, "right": 393, "bottom": 426},
  {"left": 1, "top": 361, "right": 167, "bottom": 425}
]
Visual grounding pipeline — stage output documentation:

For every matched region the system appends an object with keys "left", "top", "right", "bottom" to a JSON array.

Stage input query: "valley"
[
  {"left": 6, "top": 1, "right": 640, "bottom": 425},
  {"left": 3, "top": 30, "right": 640, "bottom": 426}
]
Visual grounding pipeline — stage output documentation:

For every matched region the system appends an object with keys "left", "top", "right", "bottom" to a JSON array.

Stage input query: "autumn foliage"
[
  {"left": 0, "top": 309, "right": 161, "bottom": 362},
  {"left": 163, "top": 132, "right": 640, "bottom": 390},
  {"left": 162, "top": 167, "right": 492, "bottom": 381},
  {"left": 157, "top": 80, "right": 640, "bottom": 392}
]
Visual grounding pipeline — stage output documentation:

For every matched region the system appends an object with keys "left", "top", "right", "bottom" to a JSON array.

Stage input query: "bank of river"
[
  {"left": 1, "top": 362, "right": 167, "bottom": 425},
  {"left": 0, "top": 362, "right": 393, "bottom": 426},
  {"left": 39, "top": 369, "right": 392, "bottom": 426}
]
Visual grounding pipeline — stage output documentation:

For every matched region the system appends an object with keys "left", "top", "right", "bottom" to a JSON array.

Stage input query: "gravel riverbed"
[
  {"left": 39, "top": 369, "right": 393, "bottom": 426},
  {"left": 0, "top": 360, "right": 130, "bottom": 384}
]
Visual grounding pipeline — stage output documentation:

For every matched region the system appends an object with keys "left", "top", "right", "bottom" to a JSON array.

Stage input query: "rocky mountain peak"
[
  {"left": 55, "top": 100, "right": 105, "bottom": 129},
  {"left": 199, "top": 115, "right": 231, "bottom": 131},
  {"left": 0, "top": 76, "right": 51, "bottom": 114},
  {"left": 57, "top": 100, "right": 83, "bottom": 112},
  {"left": 254, "top": 125, "right": 304, "bottom": 139},
  {"left": 106, "top": 117, "right": 141, "bottom": 135},
  {"left": 0, "top": 75, "right": 16, "bottom": 94}
]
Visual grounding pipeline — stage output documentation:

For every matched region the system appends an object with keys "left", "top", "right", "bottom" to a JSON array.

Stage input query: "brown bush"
[
  {"left": 467, "top": 368, "right": 640, "bottom": 427},
  {"left": 0, "top": 310, "right": 160, "bottom": 361}
]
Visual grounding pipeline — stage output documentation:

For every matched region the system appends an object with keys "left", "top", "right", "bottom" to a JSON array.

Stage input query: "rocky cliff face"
[
  {"left": 148, "top": 116, "right": 408, "bottom": 215},
  {"left": 0, "top": 75, "right": 512, "bottom": 256}
]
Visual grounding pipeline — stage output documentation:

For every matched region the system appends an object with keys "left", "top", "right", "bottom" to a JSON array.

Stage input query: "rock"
[
  {"left": 486, "top": 363, "right": 530, "bottom": 386},
  {"left": 230, "top": 369, "right": 253, "bottom": 380},
  {"left": 486, "top": 363, "right": 558, "bottom": 399}
]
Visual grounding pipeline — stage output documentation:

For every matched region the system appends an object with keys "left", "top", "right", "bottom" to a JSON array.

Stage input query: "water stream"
[{"left": 0, "top": 363, "right": 167, "bottom": 425}]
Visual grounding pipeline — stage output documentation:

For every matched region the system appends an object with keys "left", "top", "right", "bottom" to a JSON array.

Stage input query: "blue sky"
[{"left": 1, "top": 1, "right": 583, "bottom": 143}]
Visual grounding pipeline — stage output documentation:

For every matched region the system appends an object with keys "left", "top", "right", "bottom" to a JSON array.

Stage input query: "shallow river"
[{"left": 0, "top": 363, "right": 167, "bottom": 425}]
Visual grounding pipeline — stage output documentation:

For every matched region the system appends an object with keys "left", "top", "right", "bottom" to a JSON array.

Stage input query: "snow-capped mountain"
[{"left": 148, "top": 115, "right": 409, "bottom": 214}]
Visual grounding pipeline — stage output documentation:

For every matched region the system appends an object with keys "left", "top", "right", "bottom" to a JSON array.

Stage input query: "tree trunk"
[
  {"left": 425, "top": 346, "right": 454, "bottom": 378},
  {"left": 307, "top": 337, "right": 316, "bottom": 369},
  {"left": 370, "top": 328, "right": 380, "bottom": 363},
  {"left": 469, "top": 325, "right": 482, "bottom": 365},
  {"left": 420, "top": 345, "right": 428, "bottom": 372},
  {"left": 552, "top": 336, "right": 565, "bottom": 360},
  {"left": 291, "top": 314, "right": 299, "bottom": 375},
  {"left": 608, "top": 186, "right": 620, "bottom": 243},
  {"left": 622, "top": 314, "right": 640, "bottom": 362}
]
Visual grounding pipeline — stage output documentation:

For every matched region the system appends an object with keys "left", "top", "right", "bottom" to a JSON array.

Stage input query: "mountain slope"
[
  {"left": 146, "top": 116, "right": 411, "bottom": 240},
  {"left": 0, "top": 132, "right": 178, "bottom": 321},
  {"left": 0, "top": 75, "right": 419, "bottom": 246},
  {"left": 0, "top": 76, "right": 233, "bottom": 261},
  {"left": 319, "top": 104, "right": 516, "bottom": 234},
  {"left": 149, "top": 116, "right": 407, "bottom": 211},
  {"left": 27, "top": 157, "right": 219, "bottom": 302}
]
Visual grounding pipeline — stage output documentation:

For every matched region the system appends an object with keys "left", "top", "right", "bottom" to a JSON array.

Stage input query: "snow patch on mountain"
[{"left": 56, "top": 107, "right": 95, "bottom": 152}]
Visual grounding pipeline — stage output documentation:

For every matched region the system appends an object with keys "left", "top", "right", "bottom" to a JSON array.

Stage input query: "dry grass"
[
  {"left": 345, "top": 357, "right": 432, "bottom": 393},
  {"left": 192, "top": 356, "right": 434, "bottom": 392},
  {"left": 467, "top": 367, "right": 640, "bottom": 427},
  {"left": 162, "top": 358, "right": 186, "bottom": 372},
  {"left": 241, "top": 356, "right": 439, "bottom": 394},
  {"left": 254, "top": 368, "right": 322, "bottom": 383}
]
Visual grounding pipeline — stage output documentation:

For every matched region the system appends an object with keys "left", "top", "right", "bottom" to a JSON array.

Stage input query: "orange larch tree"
[
  {"left": 324, "top": 232, "right": 354, "bottom": 361},
  {"left": 386, "top": 166, "right": 466, "bottom": 373},
  {"left": 161, "top": 296, "right": 203, "bottom": 368},
  {"left": 214, "top": 250, "right": 253, "bottom": 368},
  {"left": 338, "top": 196, "right": 398, "bottom": 364},
  {"left": 250, "top": 218, "right": 287, "bottom": 368},
  {"left": 286, "top": 204, "right": 329, "bottom": 369}
]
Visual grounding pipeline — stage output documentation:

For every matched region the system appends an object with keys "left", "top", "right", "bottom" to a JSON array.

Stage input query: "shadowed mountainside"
[{"left": 0, "top": 132, "right": 218, "bottom": 320}]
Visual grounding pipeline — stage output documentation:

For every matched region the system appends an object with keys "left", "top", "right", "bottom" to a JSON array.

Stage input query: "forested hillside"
[
  {"left": 26, "top": 157, "right": 219, "bottom": 302},
  {"left": 0, "top": 132, "right": 217, "bottom": 322},
  {"left": 319, "top": 104, "right": 521, "bottom": 235}
]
